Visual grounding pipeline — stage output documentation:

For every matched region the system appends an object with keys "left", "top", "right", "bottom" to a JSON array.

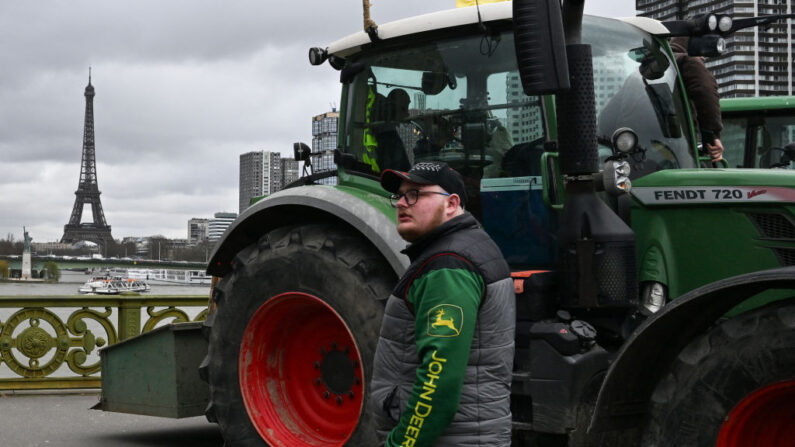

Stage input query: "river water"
[{"left": 0, "top": 270, "right": 210, "bottom": 296}]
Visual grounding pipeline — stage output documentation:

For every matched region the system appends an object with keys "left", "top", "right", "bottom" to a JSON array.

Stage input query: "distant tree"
[
  {"left": 148, "top": 236, "right": 170, "bottom": 260},
  {"left": 102, "top": 240, "right": 119, "bottom": 258},
  {"left": 107, "top": 241, "right": 138, "bottom": 258},
  {"left": 171, "top": 241, "right": 212, "bottom": 262},
  {"left": 0, "top": 260, "right": 9, "bottom": 279},
  {"left": 42, "top": 261, "right": 60, "bottom": 282},
  {"left": 0, "top": 234, "right": 17, "bottom": 255}
]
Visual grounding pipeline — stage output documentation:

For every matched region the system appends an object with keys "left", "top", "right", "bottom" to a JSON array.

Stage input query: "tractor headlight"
[
  {"left": 642, "top": 282, "right": 666, "bottom": 314},
  {"left": 716, "top": 37, "right": 727, "bottom": 53},
  {"left": 615, "top": 176, "right": 631, "bottom": 193},
  {"left": 612, "top": 127, "right": 638, "bottom": 154},
  {"left": 614, "top": 160, "right": 630, "bottom": 177},
  {"left": 706, "top": 14, "right": 718, "bottom": 32},
  {"left": 602, "top": 160, "right": 632, "bottom": 195},
  {"left": 613, "top": 161, "right": 631, "bottom": 193},
  {"left": 308, "top": 47, "right": 328, "bottom": 66},
  {"left": 718, "top": 15, "right": 733, "bottom": 33},
  {"left": 688, "top": 34, "right": 726, "bottom": 57}
]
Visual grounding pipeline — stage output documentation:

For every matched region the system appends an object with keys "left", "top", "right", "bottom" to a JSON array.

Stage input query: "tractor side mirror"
[
  {"left": 293, "top": 142, "right": 312, "bottom": 162},
  {"left": 513, "top": 0, "right": 570, "bottom": 95},
  {"left": 340, "top": 62, "right": 366, "bottom": 84},
  {"left": 421, "top": 72, "right": 455, "bottom": 95}
]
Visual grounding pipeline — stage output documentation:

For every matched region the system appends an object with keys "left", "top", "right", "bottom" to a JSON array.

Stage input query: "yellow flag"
[{"left": 456, "top": 0, "right": 510, "bottom": 7}]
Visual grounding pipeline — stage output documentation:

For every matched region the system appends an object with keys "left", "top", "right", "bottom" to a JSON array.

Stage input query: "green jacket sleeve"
[{"left": 385, "top": 255, "right": 484, "bottom": 447}]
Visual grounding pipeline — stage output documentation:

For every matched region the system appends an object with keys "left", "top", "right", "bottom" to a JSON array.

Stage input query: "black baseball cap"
[{"left": 380, "top": 161, "right": 467, "bottom": 207}]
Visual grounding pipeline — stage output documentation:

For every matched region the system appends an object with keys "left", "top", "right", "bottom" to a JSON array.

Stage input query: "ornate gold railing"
[{"left": 0, "top": 295, "right": 207, "bottom": 390}]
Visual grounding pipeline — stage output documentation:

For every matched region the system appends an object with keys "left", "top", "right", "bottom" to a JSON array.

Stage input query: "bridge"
[
  {"left": 0, "top": 292, "right": 219, "bottom": 445},
  {"left": 0, "top": 293, "right": 208, "bottom": 390},
  {"left": 0, "top": 255, "right": 207, "bottom": 272}
]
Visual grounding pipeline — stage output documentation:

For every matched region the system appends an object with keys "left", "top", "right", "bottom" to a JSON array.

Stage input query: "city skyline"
[{"left": 0, "top": 1, "right": 635, "bottom": 243}]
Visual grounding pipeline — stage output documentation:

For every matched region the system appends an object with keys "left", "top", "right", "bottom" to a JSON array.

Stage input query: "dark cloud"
[{"left": 0, "top": 1, "right": 634, "bottom": 242}]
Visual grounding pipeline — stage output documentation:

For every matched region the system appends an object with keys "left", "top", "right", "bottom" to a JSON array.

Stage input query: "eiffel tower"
[{"left": 61, "top": 70, "right": 113, "bottom": 249}]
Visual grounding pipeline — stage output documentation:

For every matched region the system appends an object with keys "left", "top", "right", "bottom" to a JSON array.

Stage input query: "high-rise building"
[
  {"left": 239, "top": 151, "right": 263, "bottom": 212},
  {"left": 239, "top": 151, "right": 289, "bottom": 213},
  {"left": 413, "top": 92, "right": 427, "bottom": 111},
  {"left": 187, "top": 218, "right": 209, "bottom": 245},
  {"left": 208, "top": 212, "right": 237, "bottom": 242},
  {"left": 505, "top": 73, "right": 543, "bottom": 143},
  {"left": 592, "top": 52, "right": 629, "bottom": 112},
  {"left": 311, "top": 109, "right": 339, "bottom": 185},
  {"left": 637, "top": 0, "right": 794, "bottom": 97},
  {"left": 263, "top": 151, "right": 281, "bottom": 197},
  {"left": 281, "top": 157, "right": 299, "bottom": 188}
]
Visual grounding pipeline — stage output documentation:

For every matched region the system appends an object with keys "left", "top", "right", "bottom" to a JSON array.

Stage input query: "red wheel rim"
[
  {"left": 239, "top": 292, "right": 364, "bottom": 446},
  {"left": 717, "top": 380, "right": 795, "bottom": 447}
]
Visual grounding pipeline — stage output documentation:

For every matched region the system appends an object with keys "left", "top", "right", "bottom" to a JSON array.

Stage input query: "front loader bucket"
[{"left": 95, "top": 322, "right": 209, "bottom": 418}]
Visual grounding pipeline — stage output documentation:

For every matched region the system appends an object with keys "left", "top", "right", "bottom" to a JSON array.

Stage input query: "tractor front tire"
[
  {"left": 202, "top": 224, "right": 395, "bottom": 446},
  {"left": 642, "top": 300, "right": 795, "bottom": 447}
]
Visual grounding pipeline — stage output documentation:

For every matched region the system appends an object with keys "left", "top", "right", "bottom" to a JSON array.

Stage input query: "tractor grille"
[
  {"left": 597, "top": 244, "right": 638, "bottom": 306},
  {"left": 748, "top": 212, "right": 795, "bottom": 240},
  {"left": 773, "top": 248, "right": 795, "bottom": 266},
  {"left": 747, "top": 212, "right": 795, "bottom": 266}
]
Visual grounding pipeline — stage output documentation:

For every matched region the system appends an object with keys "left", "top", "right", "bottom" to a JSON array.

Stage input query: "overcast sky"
[{"left": 0, "top": 0, "right": 635, "bottom": 243}]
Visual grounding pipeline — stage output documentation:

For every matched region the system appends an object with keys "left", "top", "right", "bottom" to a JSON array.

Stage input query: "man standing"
[{"left": 371, "top": 161, "right": 515, "bottom": 446}]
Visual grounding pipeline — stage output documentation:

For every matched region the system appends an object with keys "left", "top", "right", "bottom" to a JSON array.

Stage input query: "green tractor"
[
  {"left": 99, "top": 1, "right": 795, "bottom": 446},
  {"left": 721, "top": 95, "right": 795, "bottom": 169}
]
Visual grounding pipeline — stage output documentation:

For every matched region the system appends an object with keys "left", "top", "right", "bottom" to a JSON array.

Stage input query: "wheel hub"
[
  {"left": 238, "top": 292, "right": 364, "bottom": 447},
  {"left": 318, "top": 345, "right": 356, "bottom": 397},
  {"left": 717, "top": 380, "right": 795, "bottom": 447}
]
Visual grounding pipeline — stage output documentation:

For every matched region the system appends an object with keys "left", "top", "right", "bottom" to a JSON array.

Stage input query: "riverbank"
[{"left": 1, "top": 278, "right": 48, "bottom": 283}]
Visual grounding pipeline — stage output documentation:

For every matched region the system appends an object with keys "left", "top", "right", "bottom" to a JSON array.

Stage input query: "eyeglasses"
[{"left": 389, "top": 189, "right": 450, "bottom": 208}]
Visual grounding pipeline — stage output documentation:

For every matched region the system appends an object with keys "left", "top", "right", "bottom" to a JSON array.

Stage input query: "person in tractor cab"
[
  {"left": 374, "top": 88, "right": 413, "bottom": 171},
  {"left": 371, "top": 161, "right": 515, "bottom": 447},
  {"left": 670, "top": 36, "right": 725, "bottom": 162}
]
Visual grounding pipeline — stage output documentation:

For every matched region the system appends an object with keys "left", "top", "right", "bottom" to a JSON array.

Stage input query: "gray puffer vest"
[{"left": 370, "top": 213, "right": 515, "bottom": 446}]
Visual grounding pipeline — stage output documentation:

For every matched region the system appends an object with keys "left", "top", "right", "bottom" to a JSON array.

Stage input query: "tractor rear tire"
[
  {"left": 642, "top": 300, "right": 795, "bottom": 447},
  {"left": 201, "top": 223, "right": 396, "bottom": 446}
]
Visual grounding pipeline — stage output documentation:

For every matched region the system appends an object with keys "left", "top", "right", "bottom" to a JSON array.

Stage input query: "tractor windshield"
[
  {"left": 722, "top": 111, "right": 795, "bottom": 169},
  {"left": 588, "top": 18, "right": 696, "bottom": 177},
  {"left": 340, "top": 16, "right": 695, "bottom": 206},
  {"left": 340, "top": 25, "right": 545, "bottom": 184}
]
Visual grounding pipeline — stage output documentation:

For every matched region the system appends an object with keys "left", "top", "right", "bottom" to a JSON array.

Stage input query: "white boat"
[
  {"left": 78, "top": 276, "right": 150, "bottom": 294},
  {"left": 113, "top": 277, "right": 151, "bottom": 293},
  {"left": 94, "top": 283, "right": 122, "bottom": 295},
  {"left": 78, "top": 276, "right": 114, "bottom": 294},
  {"left": 122, "top": 268, "right": 212, "bottom": 286}
]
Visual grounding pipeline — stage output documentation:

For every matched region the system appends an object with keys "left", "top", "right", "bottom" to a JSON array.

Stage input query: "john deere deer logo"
[{"left": 427, "top": 304, "right": 463, "bottom": 337}]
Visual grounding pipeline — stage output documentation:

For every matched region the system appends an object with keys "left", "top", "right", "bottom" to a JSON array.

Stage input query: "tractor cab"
[
  {"left": 327, "top": 12, "right": 696, "bottom": 268},
  {"left": 721, "top": 96, "right": 795, "bottom": 169}
]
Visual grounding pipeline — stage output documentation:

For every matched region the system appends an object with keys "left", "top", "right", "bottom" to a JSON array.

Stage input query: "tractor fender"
[
  {"left": 638, "top": 242, "right": 669, "bottom": 286},
  {"left": 589, "top": 265, "right": 795, "bottom": 433},
  {"left": 207, "top": 186, "right": 409, "bottom": 277}
]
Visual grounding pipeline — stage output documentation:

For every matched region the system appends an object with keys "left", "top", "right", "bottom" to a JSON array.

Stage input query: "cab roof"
[
  {"left": 720, "top": 96, "right": 795, "bottom": 113},
  {"left": 327, "top": 3, "right": 669, "bottom": 58}
]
